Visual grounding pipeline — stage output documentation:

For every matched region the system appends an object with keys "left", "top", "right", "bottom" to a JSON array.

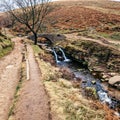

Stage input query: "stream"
[
  {"left": 52, "top": 46, "right": 120, "bottom": 116},
  {"left": 62, "top": 61, "right": 119, "bottom": 108},
  {"left": 38, "top": 43, "right": 120, "bottom": 116}
]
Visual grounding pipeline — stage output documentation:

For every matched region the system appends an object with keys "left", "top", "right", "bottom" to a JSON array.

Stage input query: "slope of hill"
[
  {"left": 3, "top": 0, "right": 119, "bottom": 39},
  {"left": 47, "top": 0, "right": 120, "bottom": 33}
]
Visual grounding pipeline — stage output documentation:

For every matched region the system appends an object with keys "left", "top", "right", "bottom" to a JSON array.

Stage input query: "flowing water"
[
  {"left": 59, "top": 48, "right": 70, "bottom": 62},
  {"left": 52, "top": 47, "right": 70, "bottom": 63},
  {"left": 52, "top": 47, "right": 120, "bottom": 115},
  {"left": 52, "top": 48, "right": 61, "bottom": 63}
]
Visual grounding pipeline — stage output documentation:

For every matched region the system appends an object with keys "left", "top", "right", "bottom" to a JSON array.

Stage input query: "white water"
[
  {"left": 97, "top": 90, "right": 112, "bottom": 104},
  {"left": 59, "top": 48, "right": 70, "bottom": 62},
  {"left": 53, "top": 49, "right": 60, "bottom": 63}
]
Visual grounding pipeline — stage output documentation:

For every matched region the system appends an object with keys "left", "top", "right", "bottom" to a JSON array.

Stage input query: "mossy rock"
[{"left": 84, "top": 87, "right": 98, "bottom": 99}]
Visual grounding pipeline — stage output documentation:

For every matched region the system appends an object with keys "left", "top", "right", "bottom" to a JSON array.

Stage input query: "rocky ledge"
[{"left": 60, "top": 39, "right": 120, "bottom": 89}]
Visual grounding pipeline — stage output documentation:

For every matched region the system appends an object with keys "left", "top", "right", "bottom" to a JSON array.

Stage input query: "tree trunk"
[{"left": 33, "top": 32, "right": 37, "bottom": 45}]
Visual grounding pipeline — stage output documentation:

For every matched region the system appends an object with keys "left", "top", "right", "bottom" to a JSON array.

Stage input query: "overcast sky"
[
  {"left": 0, "top": 0, "right": 120, "bottom": 12},
  {"left": 112, "top": 0, "right": 120, "bottom": 1}
]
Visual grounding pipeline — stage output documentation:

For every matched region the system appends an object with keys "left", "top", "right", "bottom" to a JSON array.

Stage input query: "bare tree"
[{"left": 2, "top": 0, "right": 51, "bottom": 44}]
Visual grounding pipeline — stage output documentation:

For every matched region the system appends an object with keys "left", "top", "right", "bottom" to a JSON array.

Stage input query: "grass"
[
  {"left": 58, "top": 29, "right": 80, "bottom": 34},
  {"left": 32, "top": 44, "right": 42, "bottom": 54},
  {"left": 38, "top": 61, "right": 106, "bottom": 120},
  {"left": 37, "top": 58, "right": 106, "bottom": 120},
  {"left": 110, "top": 32, "right": 120, "bottom": 40},
  {"left": 0, "top": 34, "right": 14, "bottom": 58},
  {"left": 98, "top": 33, "right": 110, "bottom": 39},
  {"left": 77, "top": 29, "right": 120, "bottom": 42},
  {"left": 8, "top": 57, "right": 26, "bottom": 119},
  {"left": 85, "top": 6, "right": 120, "bottom": 15},
  {"left": 99, "top": 32, "right": 120, "bottom": 41},
  {"left": 0, "top": 47, "right": 13, "bottom": 58},
  {"left": 114, "top": 44, "right": 120, "bottom": 50}
]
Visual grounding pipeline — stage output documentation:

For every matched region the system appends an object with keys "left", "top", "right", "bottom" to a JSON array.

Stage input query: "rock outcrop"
[
  {"left": 63, "top": 40, "right": 120, "bottom": 73},
  {"left": 109, "top": 76, "right": 120, "bottom": 89}
]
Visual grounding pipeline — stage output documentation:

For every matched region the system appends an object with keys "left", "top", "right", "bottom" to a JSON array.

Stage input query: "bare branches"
[{"left": 1, "top": 0, "right": 51, "bottom": 44}]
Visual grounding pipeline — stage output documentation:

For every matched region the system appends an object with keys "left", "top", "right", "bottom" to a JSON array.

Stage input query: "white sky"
[
  {"left": 0, "top": 0, "right": 120, "bottom": 12},
  {"left": 112, "top": 0, "right": 120, "bottom": 1}
]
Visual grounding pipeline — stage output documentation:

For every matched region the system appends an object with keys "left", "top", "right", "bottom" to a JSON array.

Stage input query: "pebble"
[{"left": 6, "top": 65, "right": 14, "bottom": 69}]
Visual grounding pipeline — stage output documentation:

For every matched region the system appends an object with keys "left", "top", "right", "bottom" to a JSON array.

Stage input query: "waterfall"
[
  {"left": 59, "top": 48, "right": 70, "bottom": 62},
  {"left": 52, "top": 47, "right": 70, "bottom": 63},
  {"left": 52, "top": 49, "right": 60, "bottom": 63}
]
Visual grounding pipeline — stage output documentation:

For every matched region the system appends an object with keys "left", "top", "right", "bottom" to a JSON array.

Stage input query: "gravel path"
[
  {"left": 13, "top": 44, "right": 50, "bottom": 120},
  {"left": 0, "top": 37, "right": 23, "bottom": 120}
]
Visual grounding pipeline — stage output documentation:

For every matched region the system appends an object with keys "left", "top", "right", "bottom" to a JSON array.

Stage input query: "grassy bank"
[
  {"left": 0, "top": 33, "right": 14, "bottom": 58},
  {"left": 32, "top": 45, "right": 119, "bottom": 120}
]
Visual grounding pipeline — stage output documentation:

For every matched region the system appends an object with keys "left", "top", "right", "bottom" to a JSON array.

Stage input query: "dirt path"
[
  {"left": 65, "top": 33, "right": 110, "bottom": 46},
  {"left": 0, "top": 37, "right": 23, "bottom": 120},
  {"left": 65, "top": 33, "right": 120, "bottom": 51},
  {"left": 13, "top": 44, "right": 50, "bottom": 120}
]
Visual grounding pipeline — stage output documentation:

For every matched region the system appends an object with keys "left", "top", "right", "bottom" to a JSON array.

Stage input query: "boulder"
[{"left": 109, "top": 76, "right": 120, "bottom": 88}]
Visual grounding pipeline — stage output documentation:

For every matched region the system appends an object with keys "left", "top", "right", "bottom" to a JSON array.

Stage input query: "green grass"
[
  {"left": 110, "top": 32, "right": 120, "bottom": 40},
  {"left": 8, "top": 62, "right": 26, "bottom": 119},
  {"left": 0, "top": 34, "right": 14, "bottom": 58},
  {"left": 0, "top": 47, "right": 13, "bottom": 58},
  {"left": 99, "top": 32, "right": 120, "bottom": 41},
  {"left": 32, "top": 44, "right": 42, "bottom": 54},
  {"left": 99, "top": 33, "right": 109, "bottom": 38}
]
